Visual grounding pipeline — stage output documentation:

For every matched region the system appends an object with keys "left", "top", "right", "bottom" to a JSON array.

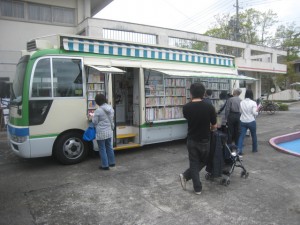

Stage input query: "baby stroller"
[{"left": 205, "top": 129, "right": 249, "bottom": 186}]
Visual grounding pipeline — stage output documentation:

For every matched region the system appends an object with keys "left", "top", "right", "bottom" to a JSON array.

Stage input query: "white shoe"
[
  {"left": 179, "top": 174, "right": 187, "bottom": 190},
  {"left": 194, "top": 191, "right": 202, "bottom": 195}
]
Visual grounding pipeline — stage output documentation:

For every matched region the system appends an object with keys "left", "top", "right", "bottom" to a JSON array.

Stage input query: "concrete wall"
[
  {"left": 0, "top": 0, "right": 110, "bottom": 81},
  {"left": 269, "top": 89, "right": 299, "bottom": 101},
  {"left": 0, "top": 1, "right": 287, "bottom": 100},
  {"left": 83, "top": 18, "right": 287, "bottom": 74},
  {"left": 80, "top": 18, "right": 287, "bottom": 99},
  {"left": 0, "top": 20, "right": 76, "bottom": 80}
]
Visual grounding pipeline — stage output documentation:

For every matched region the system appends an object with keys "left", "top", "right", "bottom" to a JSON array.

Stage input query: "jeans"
[
  {"left": 227, "top": 113, "right": 241, "bottom": 145},
  {"left": 183, "top": 138, "right": 210, "bottom": 192},
  {"left": 237, "top": 121, "right": 257, "bottom": 153},
  {"left": 97, "top": 138, "right": 115, "bottom": 168}
]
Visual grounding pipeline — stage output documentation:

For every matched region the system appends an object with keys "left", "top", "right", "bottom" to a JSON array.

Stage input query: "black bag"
[{"left": 206, "top": 131, "right": 226, "bottom": 177}]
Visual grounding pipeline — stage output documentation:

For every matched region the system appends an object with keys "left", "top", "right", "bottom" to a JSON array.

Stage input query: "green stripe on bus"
[{"left": 30, "top": 133, "right": 58, "bottom": 139}]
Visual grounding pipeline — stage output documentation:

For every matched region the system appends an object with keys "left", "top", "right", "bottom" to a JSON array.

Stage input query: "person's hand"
[
  {"left": 88, "top": 112, "right": 94, "bottom": 121},
  {"left": 211, "top": 124, "right": 217, "bottom": 131}
]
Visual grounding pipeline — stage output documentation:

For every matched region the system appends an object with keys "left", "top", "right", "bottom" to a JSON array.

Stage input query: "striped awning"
[
  {"left": 62, "top": 37, "right": 235, "bottom": 67},
  {"left": 151, "top": 69, "right": 257, "bottom": 80},
  {"left": 87, "top": 65, "right": 125, "bottom": 74}
]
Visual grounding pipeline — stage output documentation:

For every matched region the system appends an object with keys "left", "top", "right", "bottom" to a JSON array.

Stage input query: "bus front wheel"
[{"left": 54, "top": 131, "right": 88, "bottom": 165}]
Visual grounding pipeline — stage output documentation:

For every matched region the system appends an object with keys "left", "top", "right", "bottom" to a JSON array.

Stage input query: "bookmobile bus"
[{"left": 6, "top": 34, "right": 255, "bottom": 164}]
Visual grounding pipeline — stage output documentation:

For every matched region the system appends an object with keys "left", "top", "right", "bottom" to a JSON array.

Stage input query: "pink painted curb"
[{"left": 269, "top": 131, "right": 300, "bottom": 157}]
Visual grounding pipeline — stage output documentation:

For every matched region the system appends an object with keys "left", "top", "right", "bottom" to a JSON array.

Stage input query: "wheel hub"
[{"left": 63, "top": 138, "right": 83, "bottom": 159}]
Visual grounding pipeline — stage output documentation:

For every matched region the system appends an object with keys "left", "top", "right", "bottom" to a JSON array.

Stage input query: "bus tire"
[{"left": 54, "top": 131, "right": 88, "bottom": 165}]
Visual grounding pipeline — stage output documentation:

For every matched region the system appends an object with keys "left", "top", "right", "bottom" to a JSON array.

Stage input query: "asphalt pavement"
[{"left": 0, "top": 102, "right": 300, "bottom": 225}]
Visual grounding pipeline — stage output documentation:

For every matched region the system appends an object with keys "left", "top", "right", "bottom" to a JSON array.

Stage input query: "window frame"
[
  {"left": 0, "top": 0, "right": 75, "bottom": 26},
  {"left": 30, "top": 56, "right": 85, "bottom": 100},
  {"left": 0, "top": 0, "right": 25, "bottom": 18}
]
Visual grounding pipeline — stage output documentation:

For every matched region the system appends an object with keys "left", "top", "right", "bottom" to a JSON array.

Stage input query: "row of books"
[
  {"left": 165, "top": 97, "right": 186, "bottom": 105},
  {"left": 145, "top": 85, "right": 164, "bottom": 96},
  {"left": 165, "top": 87, "right": 186, "bottom": 96},
  {"left": 145, "top": 97, "right": 165, "bottom": 106},
  {"left": 145, "top": 96, "right": 187, "bottom": 106},
  {"left": 186, "top": 80, "right": 192, "bottom": 88},
  {"left": 145, "top": 84, "right": 164, "bottom": 90},
  {"left": 207, "top": 83, "right": 219, "bottom": 89},
  {"left": 88, "top": 74, "right": 105, "bottom": 83},
  {"left": 88, "top": 83, "right": 105, "bottom": 91},
  {"left": 165, "top": 78, "right": 186, "bottom": 87},
  {"left": 145, "top": 106, "right": 184, "bottom": 121},
  {"left": 219, "top": 83, "right": 230, "bottom": 90},
  {"left": 206, "top": 83, "right": 229, "bottom": 90},
  {"left": 88, "top": 91, "right": 105, "bottom": 100},
  {"left": 145, "top": 90, "right": 165, "bottom": 96}
]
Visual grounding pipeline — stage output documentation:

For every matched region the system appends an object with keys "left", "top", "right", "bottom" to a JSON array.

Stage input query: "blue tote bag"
[{"left": 83, "top": 123, "right": 96, "bottom": 141}]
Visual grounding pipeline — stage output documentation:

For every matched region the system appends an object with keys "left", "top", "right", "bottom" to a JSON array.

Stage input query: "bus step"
[
  {"left": 116, "top": 133, "right": 136, "bottom": 139},
  {"left": 114, "top": 143, "right": 141, "bottom": 151}
]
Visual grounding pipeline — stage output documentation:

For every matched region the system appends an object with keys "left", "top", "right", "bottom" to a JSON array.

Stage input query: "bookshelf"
[
  {"left": 87, "top": 72, "right": 105, "bottom": 115},
  {"left": 145, "top": 73, "right": 230, "bottom": 122},
  {"left": 145, "top": 74, "right": 189, "bottom": 121},
  {"left": 193, "top": 78, "right": 230, "bottom": 105}
]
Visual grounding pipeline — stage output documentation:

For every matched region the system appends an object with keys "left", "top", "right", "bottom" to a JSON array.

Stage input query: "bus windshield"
[{"left": 10, "top": 55, "right": 30, "bottom": 105}]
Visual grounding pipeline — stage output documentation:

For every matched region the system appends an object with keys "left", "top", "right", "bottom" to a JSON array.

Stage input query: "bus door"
[{"left": 112, "top": 68, "right": 141, "bottom": 150}]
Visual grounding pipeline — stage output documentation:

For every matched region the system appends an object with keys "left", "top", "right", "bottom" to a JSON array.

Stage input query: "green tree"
[
  {"left": 272, "top": 23, "right": 300, "bottom": 89},
  {"left": 204, "top": 8, "right": 278, "bottom": 46},
  {"left": 205, "top": 14, "right": 233, "bottom": 40},
  {"left": 238, "top": 8, "right": 261, "bottom": 44},
  {"left": 272, "top": 23, "right": 300, "bottom": 60},
  {"left": 275, "top": 63, "right": 296, "bottom": 90},
  {"left": 259, "top": 10, "right": 278, "bottom": 46}
]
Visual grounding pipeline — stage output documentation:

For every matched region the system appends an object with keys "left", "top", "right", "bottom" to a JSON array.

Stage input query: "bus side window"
[
  {"left": 53, "top": 58, "right": 83, "bottom": 97},
  {"left": 32, "top": 58, "right": 51, "bottom": 97}
]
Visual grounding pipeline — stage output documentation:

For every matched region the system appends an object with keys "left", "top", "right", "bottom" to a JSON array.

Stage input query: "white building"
[
  {"left": 0, "top": 0, "right": 113, "bottom": 82},
  {"left": 0, "top": 0, "right": 287, "bottom": 98}
]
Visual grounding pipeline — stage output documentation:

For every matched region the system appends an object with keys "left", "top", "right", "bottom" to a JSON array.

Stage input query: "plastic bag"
[{"left": 83, "top": 124, "right": 96, "bottom": 141}]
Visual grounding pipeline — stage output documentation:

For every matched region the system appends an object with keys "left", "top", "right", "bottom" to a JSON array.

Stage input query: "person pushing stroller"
[{"left": 179, "top": 83, "right": 217, "bottom": 195}]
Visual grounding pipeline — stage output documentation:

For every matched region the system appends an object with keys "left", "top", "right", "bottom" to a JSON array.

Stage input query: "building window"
[
  {"left": 103, "top": 29, "right": 157, "bottom": 45},
  {"left": 28, "top": 3, "right": 51, "bottom": 22},
  {"left": 0, "top": 0, "right": 75, "bottom": 25},
  {"left": 0, "top": 0, "right": 24, "bottom": 18},
  {"left": 53, "top": 7, "right": 75, "bottom": 25}
]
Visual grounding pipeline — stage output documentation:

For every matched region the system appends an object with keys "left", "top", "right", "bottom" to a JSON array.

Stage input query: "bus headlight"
[{"left": 11, "top": 135, "right": 28, "bottom": 143}]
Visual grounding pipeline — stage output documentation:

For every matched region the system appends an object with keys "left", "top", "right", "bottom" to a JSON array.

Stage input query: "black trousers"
[
  {"left": 183, "top": 138, "right": 210, "bottom": 192},
  {"left": 227, "top": 112, "right": 241, "bottom": 145}
]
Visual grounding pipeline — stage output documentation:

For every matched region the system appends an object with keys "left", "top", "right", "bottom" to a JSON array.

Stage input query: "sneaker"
[
  {"left": 179, "top": 174, "right": 187, "bottom": 190},
  {"left": 99, "top": 166, "right": 109, "bottom": 170},
  {"left": 194, "top": 191, "right": 202, "bottom": 195},
  {"left": 109, "top": 164, "right": 115, "bottom": 167},
  {"left": 238, "top": 153, "right": 243, "bottom": 158}
]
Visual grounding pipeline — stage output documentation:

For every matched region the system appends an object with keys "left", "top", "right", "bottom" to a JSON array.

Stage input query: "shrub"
[{"left": 277, "top": 103, "right": 289, "bottom": 111}]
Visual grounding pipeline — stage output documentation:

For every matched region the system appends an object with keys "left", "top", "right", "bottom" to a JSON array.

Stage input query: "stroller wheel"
[
  {"left": 241, "top": 171, "right": 249, "bottom": 179},
  {"left": 221, "top": 178, "right": 230, "bottom": 186},
  {"left": 205, "top": 173, "right": 211, "bottom": 180}
]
